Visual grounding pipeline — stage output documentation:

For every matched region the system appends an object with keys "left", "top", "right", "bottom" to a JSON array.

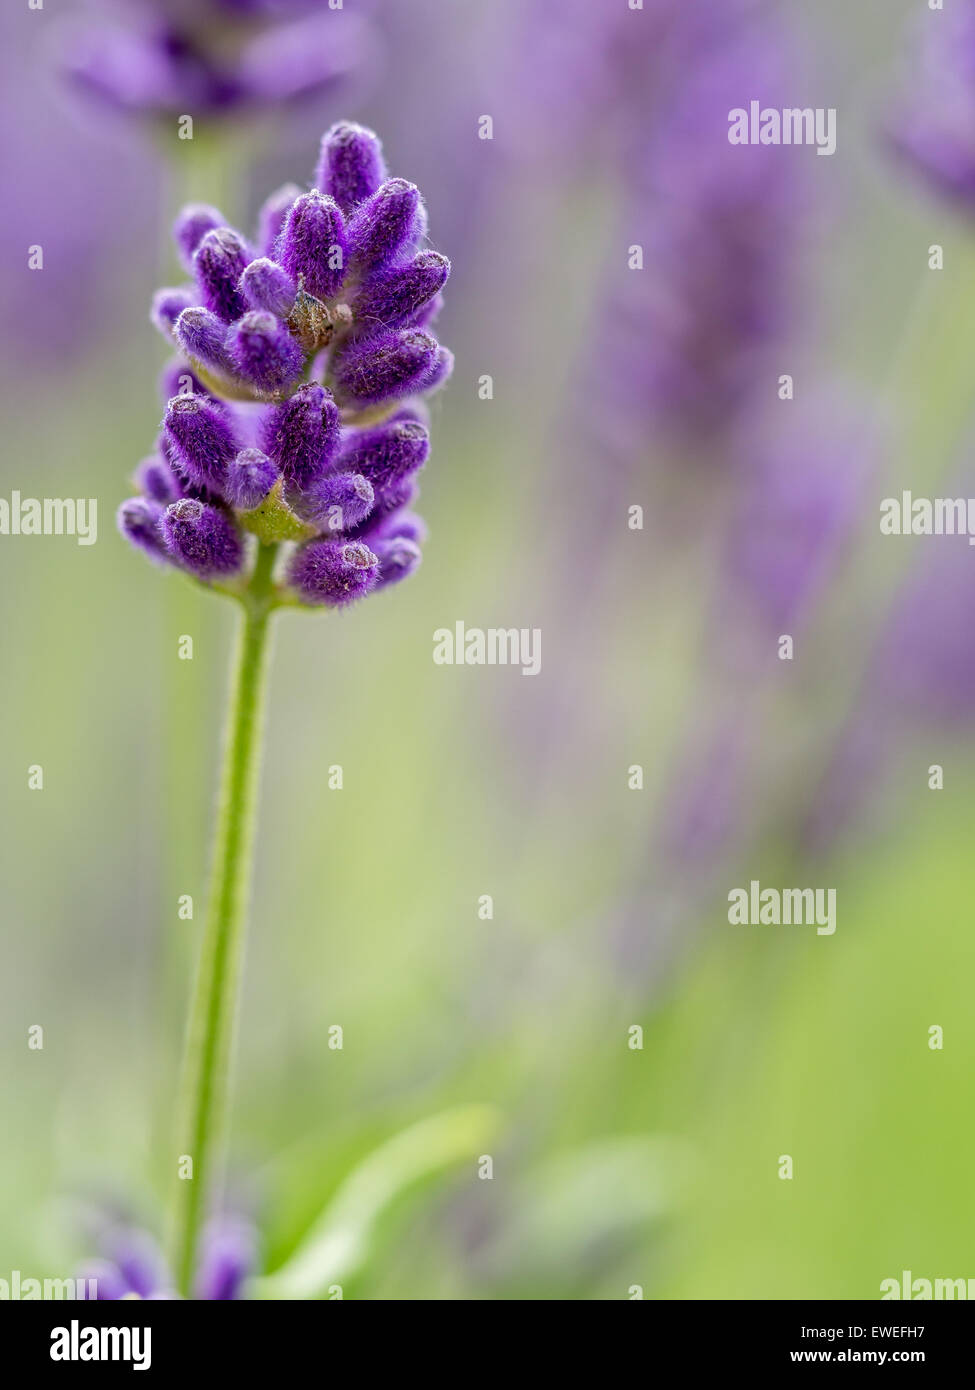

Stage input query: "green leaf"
[{"left": 253, "top": 1103, "right": 501, "bottom": 1299}]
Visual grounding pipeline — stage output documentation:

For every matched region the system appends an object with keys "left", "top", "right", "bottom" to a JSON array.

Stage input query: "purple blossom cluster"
[
  {"left": 118, "top": 122, "right": 451, "bottom": 608},
  {"left": 80, "top": 1215, "right": 254, "bottom": 1301},
  {"left": 62, "top": 0, "right": 370, "bottom": 121}
]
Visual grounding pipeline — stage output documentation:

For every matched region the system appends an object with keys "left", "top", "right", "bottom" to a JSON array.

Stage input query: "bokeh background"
[{"left": 2, "top": 0, "right": 975, "bottom": 1299}]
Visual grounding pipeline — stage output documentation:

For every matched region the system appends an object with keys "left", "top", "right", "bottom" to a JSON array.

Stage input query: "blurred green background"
[{"left": 2, "top": 0, "right": 974, "bottom": 1299}]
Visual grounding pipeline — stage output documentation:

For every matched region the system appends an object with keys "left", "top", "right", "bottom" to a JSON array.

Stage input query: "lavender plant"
[{"left": 116, "top": 122, "right": 452, "bottom": 1296}]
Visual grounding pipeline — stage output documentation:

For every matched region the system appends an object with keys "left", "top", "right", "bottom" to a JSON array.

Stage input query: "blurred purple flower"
[
  {"left": 80, "top": 1215, "right": 255, "bottom": 1300},
  {"left": 592, "top": 6, "right": 811, "bottom": 455},
  {"left": 60, "top": 0, "right": 373, "bottom": 122},
  {"left": 722, "top": 391, "right": 874, "bottom": 637},
  {"left": 803, "top": 463, "right": 975, "bottom": 856},
  {"left": 888, "top": 1, "right": 975, "bottom": 207}
]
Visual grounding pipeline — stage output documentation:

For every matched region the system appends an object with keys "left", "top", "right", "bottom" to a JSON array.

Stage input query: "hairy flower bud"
[
  {"left": 352, "top": 474, "right": 418, "bottom": 532},
  {"left": 372, "top": 535, "right": 422, "bottom": 589},
  {"left": 134, "top": 454, "right": 181, "bottom": 505},
  {"left": 161, "top": 498, "right": 244, "bottom": 579},
  {"left": 298, "top": 471, "right": 374, "bottom": 531},
  {"left": 369, "top": 508, "right": 428, "bottom": 546},
  {"left": 316, "top": 121, "right": 387, "bottom": 212},
  {"left": 194, "top": 228, "right": 250, "bottom": 322},
  {"left": 354, "top": 251, "right": 450, "bottom": 332},
  {"left": 225, "top": 448, "right": 279, "bottom": 511},
  {"left": 257, "top": 183, "right": 303, "bottom": 257},
  {"left": 337, "top": 418, "right": 429, "bottom": 491},
  {"left": 151, "top": 286, "right": 196, "bottom": 338},
  {"left": 240, "top": 258, "right": 297, "bottom": 318},
  {"left": 175, "top": 307, "right": 232, "bottom": 377},
  {"left": 164, "top": 393, "right": 238, "bottom": 493},
  {"left": 260, "top": 382, "right": 340, "bottom": 491},
  {"left": 174, "top": 204, "right": 227, "bottom": 270},
  {"left": 332, "top": 329, "right": 439, "bottom": 406},
  {"left": 348, "top": 178, "right": 424, "bottom": 274},
  {"left": 226, "top": 310, "right": 304, "bottom": 393},
  {"left": 278, "top": 191, "right": 348, "bottom": 300},
  {"left": 417, "top": 345, "right": 454, "bottom": 393},
  {"left": 117, "top": 497, "right": 168, "bottom": 563},
  {"left": 287, "top": 538, "right": 379, "bottom": 607}
]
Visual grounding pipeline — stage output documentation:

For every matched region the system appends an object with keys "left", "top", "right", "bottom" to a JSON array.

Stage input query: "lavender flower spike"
[{"left": 122, "top": 122, "right": 450, "bottom": 612}]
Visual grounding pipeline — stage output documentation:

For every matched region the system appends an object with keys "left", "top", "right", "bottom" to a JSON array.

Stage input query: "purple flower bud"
[
  {"left": 105, "top": 1227, "right": 168, "bottom": 1301},
  {"left": 260, "top": 382, "right": 340, "bottom": 491},
  {"left": 226, "top": 310, "right": 304, "bottom": 394},
  {"left": 161, "top": 498, "right": 244, "bottom": 579},
  {"left": 134, "top": 454, "right": 181, "bottom": 504},
  {"left": 174, "top": 204, "right": 227, "bottom": 270},
  {"left": 151, "top": 286, "right": 196, "bottom": 338},
  {"left": 332, "top": 329, "right": 439, "bottom": 407},
  {"left": 413, "top": 291, "right": 444, "bottom": 330},
  {"left": 194, "top": 1218, "right": 256, "bottom": 1302},
  {"left": 225, "top": 448, "right": 279, "bottom": 511},
  {"left": 164, "top": 393, "right": 238, "bottom": 493},
  {"left": 348, "top": 178, "right": 424, "bottom": 274},
  {"left": 78, "top": 1260, "right": 129, "bottom": 1301},
  {"left": 257, "top": 183, "right": 302, "bottom": 257},
  {"left": 287, "top": 538, "right": 379, "bottom": 607},
  {"left": 316, "top": 122, "right": 387, "bottom": 213},
  {"left": 338, "top": 418, "right": 429, "bottom": 491},
  {"left": 354, "top": 251, "right": 450, "bottom": 332},
  {"left": 277, "top": 191, "right": 348, "bottom": 300},
  {"left": 417, "top": 345, "right": 454, "bottom": 393},
  {"left": 299, "top": 471, "right": 374, "bottom": 531},
  {"left": 369, "top": 508, "right": 428, "bottom": 546},
  {"left": 372, "top": 535, "right": 422, "bottom": 589},
  {"left": 351, "top": 474, "right": 419, "bottom": 535},
  {"left": 117, "top": 497, "right": 168, "bottom": 564},
  {"left": 194, "top": 228, "right": 249, "bottom": 322},
  {"left": 240, "top": 258, "right": 297, "bottom": 318},
  {"left": 159, "top": 357, "right": 210, "bottom": 404},
  {"left": 175, "top": 307, "right": 232, "bottom": 377}
]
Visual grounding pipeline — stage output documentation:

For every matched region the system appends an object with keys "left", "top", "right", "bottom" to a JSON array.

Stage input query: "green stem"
[{"left": 170, "top": 543, "right": 278, "bottom": 1296}]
